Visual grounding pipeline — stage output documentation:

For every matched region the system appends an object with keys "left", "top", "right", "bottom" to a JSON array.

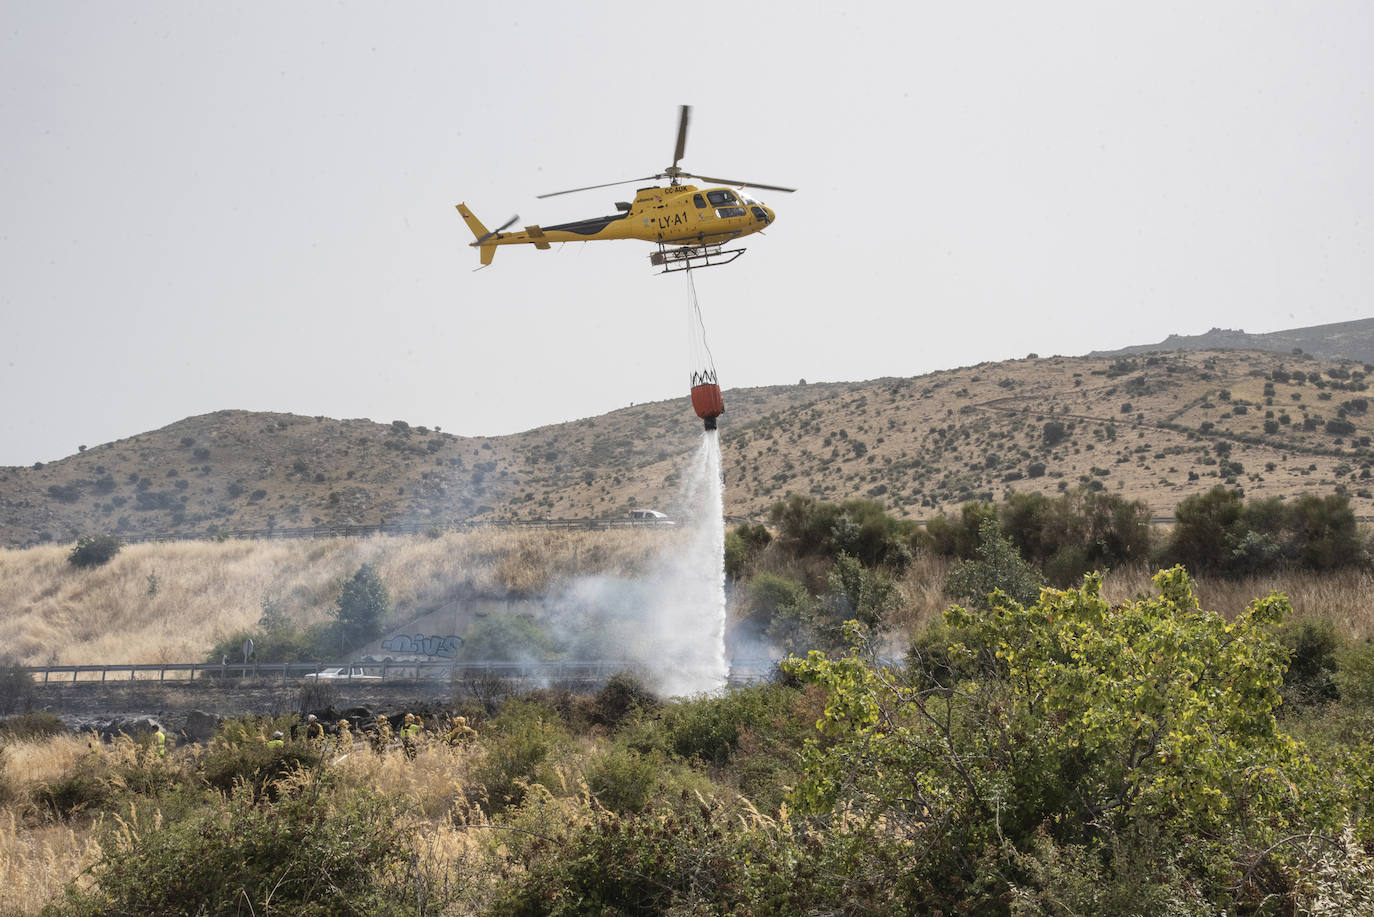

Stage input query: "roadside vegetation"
[{"left": 2, "top": 491, "right": 1374, "bottom": 912}]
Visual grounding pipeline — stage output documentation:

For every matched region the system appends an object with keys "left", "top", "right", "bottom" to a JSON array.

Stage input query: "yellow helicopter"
[{"left": 456, "top": 106, "right": 794, "bottom": 272}]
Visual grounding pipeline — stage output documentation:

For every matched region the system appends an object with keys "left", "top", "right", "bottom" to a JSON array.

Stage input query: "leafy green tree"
[
  {"left": 335, "top": 563, "right": 389, "bottom": 650},
  {"left": 257, "top": 594, "right": 288, "bottom": 634}
]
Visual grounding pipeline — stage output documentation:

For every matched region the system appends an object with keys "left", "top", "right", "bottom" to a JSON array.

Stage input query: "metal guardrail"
[
  {"left": 25, "top": 659, "right": 777, "bottom": 685},
  {"left": 113, "top": 517, "right": 763, "bottom": 545}
]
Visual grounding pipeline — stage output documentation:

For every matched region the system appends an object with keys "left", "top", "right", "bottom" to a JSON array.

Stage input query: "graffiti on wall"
[{"left": 380, "top": 633, "right": 464, "bottom": 659}]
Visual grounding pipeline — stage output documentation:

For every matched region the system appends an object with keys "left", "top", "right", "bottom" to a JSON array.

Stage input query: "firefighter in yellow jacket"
[
  {"left": 444, "top": 716, "right": 478, "bottom": 746},
  {"left": 401, "top": 713, "right": 423, "bottom": 760},
  {"left": 369, "top": 715, "right": 392, "bottom": 755}
]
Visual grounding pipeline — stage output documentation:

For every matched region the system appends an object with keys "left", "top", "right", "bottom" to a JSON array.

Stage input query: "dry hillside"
[{"left": 3, "top": 348, "right": 1374, "bottom": 547}]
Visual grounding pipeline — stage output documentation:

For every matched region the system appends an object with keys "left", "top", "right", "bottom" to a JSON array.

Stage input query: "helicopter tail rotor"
[{"left": 473, "top": 213, "right": 520, "bottom": 246}]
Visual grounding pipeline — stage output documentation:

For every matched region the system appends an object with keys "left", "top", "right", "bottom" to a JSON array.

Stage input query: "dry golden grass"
[
  {"left": 332, "top": 737, "right": 478, "bottom": 820},
  {"left": 1097, "top": 564, "right": 1374, "bottom": 641},
  {"left": 0, "top": 735, "right": 109, "bottom": 914},
  {"left": 0, "top": 814, "right": 101, "bottom": 914},
  {"left": 0, "top": 529, "right": 679, "bottom": 666},
  {"left": 891, "top": 553, "right": 955, "bottom": 635}
]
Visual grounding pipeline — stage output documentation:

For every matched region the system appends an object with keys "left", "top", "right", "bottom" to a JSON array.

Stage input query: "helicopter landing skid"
[{"left": 651, "top": 242, "right": 745, "bottom": 273}]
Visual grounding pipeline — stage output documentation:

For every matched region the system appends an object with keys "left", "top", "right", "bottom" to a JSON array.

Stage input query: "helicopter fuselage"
[{"left": 456, "top": 184, "right": 775, "bottom": 266}]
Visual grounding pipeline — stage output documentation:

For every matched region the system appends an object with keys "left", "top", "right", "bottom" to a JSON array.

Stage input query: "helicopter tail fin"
[{"left": 455, "top": 204, "right": 498, "bottom": 265}]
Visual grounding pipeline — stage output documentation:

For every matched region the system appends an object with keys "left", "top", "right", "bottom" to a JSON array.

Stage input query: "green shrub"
[
  {"left": 923, "top": 501, "right": 997, "bottom": 559},
  {"left": 766, "top": 495, "right": 917, "bottom": 569},
  {"left": 1287, "top": 493, "right": 1367, "bottom": 571},
  {"left": 472, "top": 700, "right": 568, "bottom": 813},
  {"left": 0, "top": 711, "right": 64, "bottom": 739},
  {"left": 1334, "top": 641, "right": 1374, "bottom": 708},
  {"left": 583, "top": 745, "right": 664, "bottom": 814},
  {"left": 588, "top": 671, "right": 659, "bottom": 729},
  {"left": 489, "top": 794, "right": 801, "bottom": 916},
  {"left": 35, "top": 752, "right": 112, "bottom": 820},
  {"left": 67, "top": 534, "right": 122, "bottom": 568},
  {"left": 1280, "top": 620, "right": 1341, "bottom": 708},
  {"left": 201, "top": 717, "right": 324, "bottom": 799},
  {"left": 656, "top": 684, "right": 796, "bottom": 767},
  {"left": 724, "top": 522, "right": 772, "bottom": 580},
  {"left": 945, "top": 517, "right": 1044, "bottom": 608},
  {"left": 458, "top": 613, "right": 554, "bottom": 662},
  {"left": 785, "top": 568, "right": 1349, "bottom": 912},
  {"left": 998, "top": 488, "right": 1153, "bottom": 584},
  {"left": 738, "top": 571, "right": 818, "bottom": 655},
  {"left": 1158, "top": 487, "right": 1367, "bottom": 576},
  {"left": 0, "top": 655, "right": 35, "bottom": 715},
  {"left": 54, "top": 783, "right": 406, "bottom": 916}
]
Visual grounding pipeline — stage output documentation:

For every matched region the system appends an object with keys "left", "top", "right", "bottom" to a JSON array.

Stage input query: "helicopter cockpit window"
[
  {"left": 693, "top": 194, "right": 707, "bottom": 208},
  {"left": 706, "top": 189, "right": 738, "bottom": 206}
]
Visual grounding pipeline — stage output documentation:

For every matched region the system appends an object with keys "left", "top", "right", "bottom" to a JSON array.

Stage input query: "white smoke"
[{"left": 546, "top": 431, "right": 727, "bottom": 696}]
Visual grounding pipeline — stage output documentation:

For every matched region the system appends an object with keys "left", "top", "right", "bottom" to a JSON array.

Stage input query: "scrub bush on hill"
[{"left": 66, "top": 534, "right": 121, "bottom": 568}]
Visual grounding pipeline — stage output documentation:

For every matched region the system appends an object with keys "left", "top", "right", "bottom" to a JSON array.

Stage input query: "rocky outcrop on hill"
[{"left": 1089, "top": 318, "right": 1374, "bottom": 365}]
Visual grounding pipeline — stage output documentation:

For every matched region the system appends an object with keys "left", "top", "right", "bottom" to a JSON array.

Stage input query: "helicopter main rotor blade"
[
  {"left": 686, "top": 173, "right": 797, "bottom": 193},
  {"left": 536, "top": 176, "right": 660, "bottom": 199},
  {"left": 672, "top": 104, "right": 690, "bottom": 169}
]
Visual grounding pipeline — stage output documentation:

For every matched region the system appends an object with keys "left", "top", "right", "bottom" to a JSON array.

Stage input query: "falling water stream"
[{"left": 653, "top": 429, "right": 727, "bottom": 695}]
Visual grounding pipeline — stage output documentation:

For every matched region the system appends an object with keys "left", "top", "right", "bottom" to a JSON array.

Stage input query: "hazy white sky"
[{"left": 2, "top": 1, "right": 1371, "bottom": 466}]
